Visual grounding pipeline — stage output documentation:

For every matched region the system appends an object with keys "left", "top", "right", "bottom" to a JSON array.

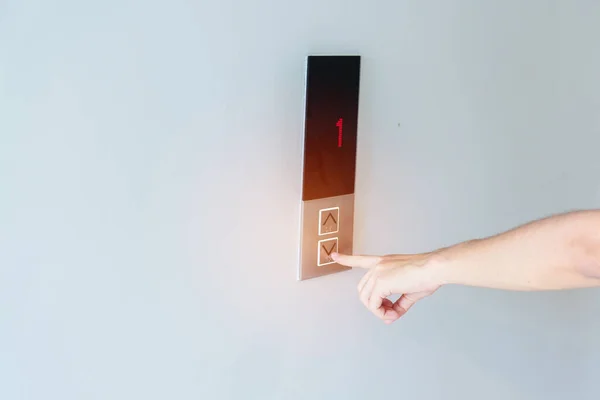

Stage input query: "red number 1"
[{"left": 336, "top": 118, "right": 343, "bottom": 147}]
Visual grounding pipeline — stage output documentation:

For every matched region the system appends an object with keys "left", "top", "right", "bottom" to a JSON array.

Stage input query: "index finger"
[{"left": 331, "top": 252, "right": 381, "bottom": 268}]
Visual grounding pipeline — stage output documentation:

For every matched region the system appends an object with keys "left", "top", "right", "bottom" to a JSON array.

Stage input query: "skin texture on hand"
[
  {"left": 333, "top": 210, "right": 600, "bottom": 324},
  {"left": 331, "top": 251, "right": 443, "bottom": 324}
]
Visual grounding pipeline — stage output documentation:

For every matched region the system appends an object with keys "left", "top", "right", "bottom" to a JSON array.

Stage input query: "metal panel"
[{"left": 298, "top": 193, "right": 354, "bottom": 280}]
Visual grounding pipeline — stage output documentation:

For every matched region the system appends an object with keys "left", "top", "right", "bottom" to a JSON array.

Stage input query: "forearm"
[{"left": 435, "top": 210, "right": 600, "bottom": 290}]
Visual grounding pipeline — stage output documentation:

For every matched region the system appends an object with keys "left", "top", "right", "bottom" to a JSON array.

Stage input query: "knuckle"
[
  {"left": 360, "top": 292, "right": 367, "bottom": 304},
  {"left": 361, "top": 293, "right": 369, "bottom": 307}
]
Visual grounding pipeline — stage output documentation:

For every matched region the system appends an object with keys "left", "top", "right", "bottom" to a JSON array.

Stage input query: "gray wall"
[{"left": 2, "top": 1, "right": 600, "bottom": 399}]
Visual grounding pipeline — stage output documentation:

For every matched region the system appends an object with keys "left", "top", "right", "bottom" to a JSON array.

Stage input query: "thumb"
[{"left": 331, "top": 252, "right": 380, "bottom": 269}]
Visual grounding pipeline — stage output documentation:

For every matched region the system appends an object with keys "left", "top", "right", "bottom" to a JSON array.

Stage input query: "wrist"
[{"left": 427, "top": 239, "right": 479, "bottom": 286}]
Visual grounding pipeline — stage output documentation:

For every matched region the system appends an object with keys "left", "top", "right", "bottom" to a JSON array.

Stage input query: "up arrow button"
[{"left": 318, "top": 207, "right": 339, "bottom": 235}]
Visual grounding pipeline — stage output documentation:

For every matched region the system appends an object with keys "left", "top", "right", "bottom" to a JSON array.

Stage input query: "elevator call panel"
[{"left": 298, "top": 55, "right": 361, "bottom": 280}]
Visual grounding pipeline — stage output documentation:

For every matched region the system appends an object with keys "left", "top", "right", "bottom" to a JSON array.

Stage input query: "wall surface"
[{"left": 2, "top": 1, "right": 600, "bottom": 399}]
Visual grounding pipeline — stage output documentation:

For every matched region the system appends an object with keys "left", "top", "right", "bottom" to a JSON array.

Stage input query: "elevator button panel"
[
  {"left": 298, "top": 193, "right": 354, "bottom": 280},
  {"left": 298, "top": 55, "right": 361, "bottom": 281}
]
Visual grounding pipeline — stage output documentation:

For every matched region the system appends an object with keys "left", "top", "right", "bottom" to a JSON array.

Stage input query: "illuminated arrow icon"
[
  {"left": 317, "top": 237, "right": 338, "bottom": 266},
  {"left": 322, "top": 212, "right": 337, "bottom": 226},
  {"left": 322, "top": 241, "right": 337, "bottom": 256},
  {"left": 318, "top": 207, "right": 339, "bottom": 235}
]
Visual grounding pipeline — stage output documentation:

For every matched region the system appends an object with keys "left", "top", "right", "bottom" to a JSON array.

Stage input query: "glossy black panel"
[{"left": 302, "top": 55, "right": 360, "bottom": 201}]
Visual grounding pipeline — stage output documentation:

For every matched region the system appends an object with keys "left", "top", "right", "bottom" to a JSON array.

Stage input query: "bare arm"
[
  {"left": 333, "top": 210, "right": 600, "bottom": 323},
  {"left": 438, "top": 210, "right": 600, "bottom": 290}
]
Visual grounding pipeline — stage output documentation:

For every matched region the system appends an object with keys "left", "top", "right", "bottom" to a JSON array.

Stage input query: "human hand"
[{"left": 331, "top": 251, "right": 443, "bottom": 324}]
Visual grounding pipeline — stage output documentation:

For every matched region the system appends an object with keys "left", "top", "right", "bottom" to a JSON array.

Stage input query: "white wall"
[{"left": 2, "top": 1, "right": 600, "bottom": 399}]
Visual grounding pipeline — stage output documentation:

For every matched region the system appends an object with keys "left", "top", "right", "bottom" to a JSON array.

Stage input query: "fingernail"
[{"left": 331, "top": 252, "right": 338, "bottom": 259}]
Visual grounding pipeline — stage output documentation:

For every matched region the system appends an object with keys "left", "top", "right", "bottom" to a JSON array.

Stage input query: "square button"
[
  {"left": 318, "top": 207, "right": 339, "bottom": 236},
  {"left": 317, "top": 237, "right": 338, "bottom": 266}
]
